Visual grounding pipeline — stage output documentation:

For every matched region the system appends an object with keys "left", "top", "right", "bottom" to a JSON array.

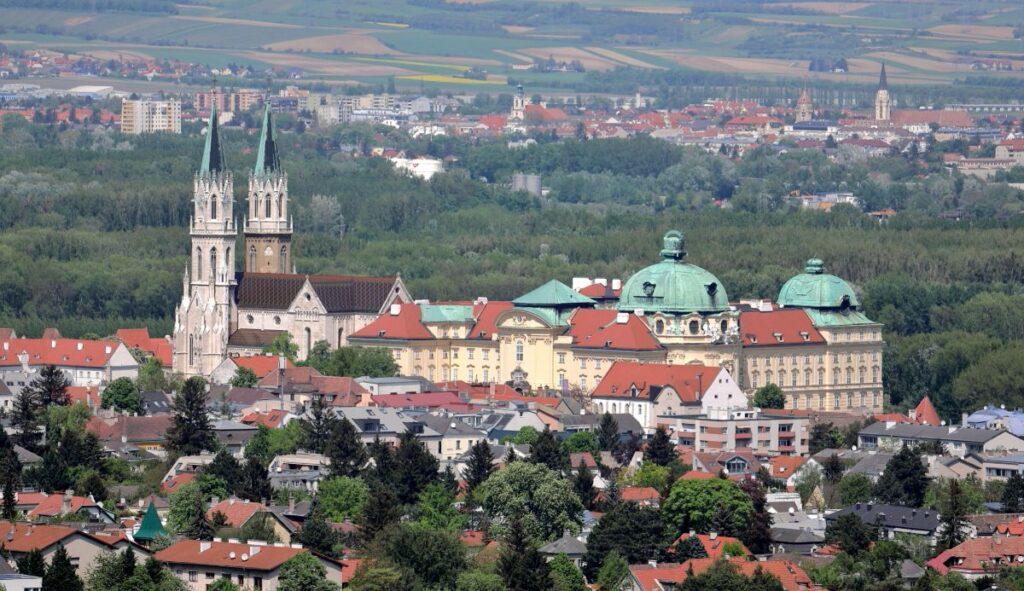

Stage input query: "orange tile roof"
[
  {"left": 467, "top": 301, "right": 513, "bottom": 339},
  {"left": 927, "top": 536, "right": 1024, "bottom": 576},
  {"left": 679, "top": 470, "right": 716, "bottom": 480},
  {"left": 155, "top": 539, "right": 340, "bottom": 574},
  {"left": 68, "top": 385, "right": 100, "bottom": 408},
  {"left": 577, "top": 283, "right": 621, "bottom": 299},
  {"left": 0, "top": 337, "right": 123, "bottom": 368},
  {"left": 592, "top": 362, "right": 719, "bottom": 401},
  {"left": 233, "top": 355, "right": 294, "bottom": 378},
  {"left": 911, "top": 396, "right": 941, "bottom": 427},
  {"left": 995, "top": 518, "right": 1024, "bottom": 536},
  {"left": 629, "top": 558, "right": 815, "bottom": 591},
  {"left": 241, "top": 409, "right": 291, "bottom": 429},
  {"left": 207, "top": 499, "right": 264, "bottom": 527},
  {"left": 0, "top": 522, "right": 82, "bottom": 552},
  {"left": 27, "top": 494, "right": 99, "bottom": 518},
  {"left": 566, "top": 309, "right": 661, "bottom": 352},
  {"left": 162, "top": 473, "right": 195, "bottom": 494},
  {"left": 767, "top": 456, "right": 807, "bottom": 480},
  {"left": 350, "top": 304, "right": 433, "bottom": 340},
  {"left": 115, "top": 328, "right": 172, "bottom": 368},
  {"left": 672, "top": 533, "right": 750, "bottom": 559},
  {"left": 620, "top": 487, "right": 661, "bottom": 502},
  {"left": 738, "top": 309, "right": 824, "bottom": 347}
]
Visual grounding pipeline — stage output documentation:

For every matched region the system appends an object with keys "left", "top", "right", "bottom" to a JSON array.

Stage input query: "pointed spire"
[
  {"left": 254, "top": 104, "right": 280, "bottom": 176},
  {"left": 878, "top": 63, "right": 888, "bottom": 91},
  {"left": 200, "top": 101, "right": 225, "bottom": 175}
]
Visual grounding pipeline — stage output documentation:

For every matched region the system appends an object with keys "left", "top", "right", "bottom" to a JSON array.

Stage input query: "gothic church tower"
[
  {"left": 173, "top": 103, "right": 237, "bottom": 376},
  {"left": 874, "top": 63, "right": 891, "bottom": 122},
  {"left": 244, "top": 106, "right": 292, "bottom": 274},
  {"left": 796, "top": 88, "right": 813, "bottom": 123}
]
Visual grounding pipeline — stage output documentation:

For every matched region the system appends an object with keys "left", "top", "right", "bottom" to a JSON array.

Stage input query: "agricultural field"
[{"left": 2, "top": 0, "right": 1023, "bottom": 92}]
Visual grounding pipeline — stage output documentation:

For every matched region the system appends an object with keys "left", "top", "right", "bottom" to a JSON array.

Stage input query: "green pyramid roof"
[
  {"left": 134, "top": 501, "right": 167, "bottom": 541},
  {"left": 513, "top": 280, "right": 596, "bottom": 308},
  {"left": 200, "top": 102, "right": 225, "bottom": 175},
  {"left": 254, "top": 104, "right": 280, "bottom": 176}
]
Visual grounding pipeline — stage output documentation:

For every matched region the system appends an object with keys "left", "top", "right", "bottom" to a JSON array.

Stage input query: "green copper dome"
[
  {"left": 778, "top": 258, "right": 860, "bottom": 310},
  {"left": 617, "top": 230, "right": 730, "bottom": 314}
]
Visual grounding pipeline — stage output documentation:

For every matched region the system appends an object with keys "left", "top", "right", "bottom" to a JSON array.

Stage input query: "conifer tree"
[
  {"left": 11, "top": 389, "right": 39, "bottom": 449},
  {"left": 17, "top": 548, "right": 45, "bottom": 576},
  {"left": 301, "top": 395, "right": 337, "bottom": 454},
  {"left": 504, "top": 445, "right": 518, "bottom": 465},
  {"left": 166, "top": 377, "right": 217, "bottom": 456},
  {"left": 205, "top": 450, "right": 242, "bottom": 492},
  {"left": 27, "top": 365, "right": 71, "bottom": 407},
  {"left": 874, "top": 445, "right": 929, "bottom": 507},
  {"left": 597, "top": 412, "right": 619, "bottom": 451},
  {"left": 237, "top": 457, "right": 273, "bottom": 503},
  {"left": 394, "top": 430, "right": 439, "bottom": 505},
  {"left": 43, "top": 544, "right": 82, "bottom": 589},
  {"left": 498, "top": 517, "right": 550, "bottom": 591},
  {"left": 572, "top": 460, "right": 595, "bottom": 510},
  {"left": 938, "top": 478, "right": 969, "bottom": 551},
  {"left": 326, "top": 418, "right": 366, "bottom": 478},
  {"left": 185, "top": 503, "right": 215, "bottom": 540},
  {"left": 358, "top": 485, "right": 401, "bottom": 544},
  {"left": 1004, "top": 472, "right": 1024, "bottom": 512},
  {"left": 646, "top": 426, "right": 676, "bottom": 467},
  {"left": 2, "top": 481, "right": 16, "bottom": 520},
  {"left": 464, "top": 439, "right": 495, "bottom": 497},
  {"left": 528, "top": 427, "right": 565, "bottom": 471},
  {"left": 296, "top": 501, "right": 339, "bottom": 556}
]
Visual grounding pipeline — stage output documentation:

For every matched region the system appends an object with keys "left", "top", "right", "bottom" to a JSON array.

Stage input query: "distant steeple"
[
  {"left": 254, "top": 104, "right": 280, "bottom": 175},
  {"left": 878, "top": 63, "right": 888, "bottom": 91},
  {"left": 200, "top": 101, "right": 225, "bottom": 175}
]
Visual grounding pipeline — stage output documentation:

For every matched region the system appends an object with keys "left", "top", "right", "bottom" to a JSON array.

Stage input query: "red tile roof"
[
  {"left": 0, "top": 337, "right": 124, "bottom": 368},
  {"left": 891, "top": 110, "right": 973, "bottom": 128},
  {"left": 629, "top": 558, "right": 815, "bottom": 591},
  {"left": 591, "top": 362, "right": 719, "bottom": 401},
  {"left": 767, "top": 456, "right": 807, "bottom": 480},
  {"left": 370, "top": 392, "right": 475, "bottom": 413},
  {"left": 679, "top": 470, "right": 716, "bottom": 481},
  {"left": 620, "top": 487, "right": 661, "bottom": 503},
  {"left": 68, "top": 385, "right": 100, "bottom": 408},
  {"left": 27, "top": 493, "right": 100, "bottom": 519},
  {"left": 86, "top": 415, "right": 172, "bottom": 445},
  {"left": 995, "top": 518, "right": 1024, "bottom": 536},
  {"left": 467, "top": 301, "right": 513, "bottom": 339},
  {"left": 115, "top": 328, "right": 172, "bottom": 368},
  {"left": 524, "top": 104, "right": 568, "bottom": 121},
  {"left": 161, "top": 473, "right": 195, "bottom": 494},
  {"left": 0, "top": 522, "right": 84, "bottom": 552},
  {"left": 155, "top": 539, "right": 340, "bottom": 574},
  {"left": 567, "top": 309, "right": 661, "bottom": 352},
  {"left": 208, "top": 499, "right": 264, "bottom": 527},
  {"left": 927, "top": 536, "right": 1024, "bottom": 576},
  {"left": 257, "top": 367, "right": 368, "bottom": 405},
  {"left": 577, "top": 283, "right": 621, "bottom": 300},
  {"left": 233, "top": 355, "right": 294, "bottom": 378},
  {"left": 911, "top": 396, "right": 941, "bottom": 427},
  {"left": 350, "top": 304, "right": 434, "bottom": 340},
  {"left": 672, "top": 533, "right": 750, "bottom": 559},
  {"left": 569, "top": 452, "right": 597, "bottom": 469},
  {"left": 738, "top": 309, "right": 824, "bottom": 347},
  {"left": 240, "top": 409, "right": 291, "bottom": 429}
]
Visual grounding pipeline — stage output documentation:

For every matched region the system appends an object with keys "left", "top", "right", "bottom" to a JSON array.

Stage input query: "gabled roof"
[
  {"left": 236, "top": 273, "right": 397, "bottom": 314},
  {"left": 513, "top": 280, "right": 596, "bottom": 308},
  {"left": 620, "top": 487, "right": 661, "bottom": 502},
  {"left": 739, "top": 309, "right": 824, "bottom": 347},
  {"left": 155, "top": 539, "right": 339, "bottom": 573},
  {"left": 241, "top": 409, "right": 292, "bottom": 429},
  {"left": 826, "top": 503, "right": 939, "bottom": 533},
  {"left": 673, "top": 532, "right": 749, "bottom": 559},
  {"left": 0, "top": 523, "right": 92, "bottom": 553},
  {"left": 86, "top": 415, "right": 173, "bottom": 445},
  {"left": 0, "top": 337, "right": 126, "bottom": 369},
  {"left": 926, "top": 536, "right": 1024, "bottom": 575},
  {"left": 693, "top": 450, "right": 761, "bottom": 476},
  {"left": 467, "top": 301, "right": 513, "bottom": 339},
  {"left": 591, "top": 362, "right": 718, "bottom": 401},
  {"left": 115, "top": 328, "right": 172, "bottom": 368},
  {"left": 227, "top": 329, "right": 287, "bottom": 348},
  {"left": 566, "top": 309, "right": 661, "bottom": 352},
  {"left": 208, "top": 498, "right": 264, "bottom": 527},
  {"left": 232, "top": 355, "right": 294, "bottom": 378},
  {"left": 767, "top": 456, "right": 808, "bottom": 480},
  {"left": 629, "top": 558, "right": 814, "bottom": 591},
  {"left": 351, "top": 303, "right": 433, "bottom": 340},
  {"left": 539, "top": 531, "right": 586, "bottom": 556},
  {"left": 370, "top": 392, "right": 475, "bottom": 413},
  {"left": 27, "top": 493, "right": 100, "bottom": 518},
  {"left": 578, "top": 283, "right": 621, "bottom": 300}
]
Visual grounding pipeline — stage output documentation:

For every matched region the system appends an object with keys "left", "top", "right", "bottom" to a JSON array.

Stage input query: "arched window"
[
  {"left": 280, "top": 245, "right": 288, "bottom": 272},
  {"left": 209, "top": 247, "right": 217, "bottom": 283},
  {"left": 765, "top": 370, "right": 773, "bottom": 384},
  {"left": 265, "top": 196, "right": 271, "bottom": 218},
  {"left": 655, "top": 319, "right": 665, "bottom": 334},
  {"left": 304, "top": 327, "right": 311, "bottom": 359},
  {"left": 249, "top": 246, "right": 256, "bottom": 272},
  {"left": 751, "top": 371, "right": 759, "bottom": 388},
  {"left": 818, "top": 393, "right": 825, "bottom": 410},
  {"left": 196, "top": 247, "right": 203, "bottom": 280},
  {"left": 832, "top": 368, "right": 839, "bottom": 385},
  {"left": 845, "top": 367, "right": 853, "bottom": 384},
  {"left": 483, "top": 368, "right": 489, "bottom": 383},
  {"left": 210, "top": 197, "right": 217, "bottom": 220},
  {"left": 688, "top": 320, "right": 699, "bottom": 335},
  {"left": 338, "top": 328, "right": 344, "bottom": 346}
]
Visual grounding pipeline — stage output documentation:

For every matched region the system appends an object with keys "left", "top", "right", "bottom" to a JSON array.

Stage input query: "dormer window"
[
  {"left": 799, "top": 331, "right": 809, "bottom": 341},
  {"left": 773, "top": 332, "right": 783, "bottom": 343}
]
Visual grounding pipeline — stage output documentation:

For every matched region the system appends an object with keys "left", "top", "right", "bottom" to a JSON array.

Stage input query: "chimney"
[
  {"left": 615, "top": 312, "right": 628, "bottom": 324},
  {"left": 61, "top": 490, "right": 72, "bottom": 514},
  {"left": 648, "top": 560, "right": 658, "bottom": 568},
  {"left": 612, "top": 278, "right": 622, "bottom": 291},
  {"left": 76, "top": 342, "right": 83, "bottom": 351},
  {"left": 962, "top": 413, "right": 969, "bottom": 427},
  {"left": 50, "top": 340, "right": 57, "bottom": 349},
  {"left": 288, "top": 496, "right": 295, "bottom": 513},
  {"left": 709, "top": 532, "right": 717, "bottom": 540}
]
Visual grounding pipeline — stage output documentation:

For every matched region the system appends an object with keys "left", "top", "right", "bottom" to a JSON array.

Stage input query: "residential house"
[
  {"left": 258, "top": 367, "right": 368, "bottom": 410},
  {"left": 858, "top": 422, "right": 1024, "bottom": 457},
  {"left": 209, "top": 355, "right": 294, "bottom": 386},
  {"left": 926, "top": 535, "right": 1024, "bottom": 579},
  {"left": 965, "top": 405, "right": 1024, "bottom": 437},
  {"left": 671, "top": 532, "right": 749, "bottom": 558},
  {"left": 0, "top": 333, "right": 138, "bottom": 387},
  {"left": 627, "top": 558, "right": 817, "bottom": 591},
  {"left": 326, "top": 407, "right": 441, "bottom": 447},
  {"left": 691, "top": 450, "right": 761, "bottom": 479},
  {"left": 825, "top": 503, "right": 939, "bottom": 543},
  {"left": 418, "top": 414, "right": 487, "bottom": 464},
  {"left": 155, "top": 539, "right": 347, "bottom": 591},
  {"left": 0, "top": 522, "right": 147, "bottom": 576},
  {"left": 538, "top": 531, "right": 586, "bottom": 567},
  {"left": 267, "top": 453, "right": 330, "bottom": 492},
  {"left": 211, "top": 420, "right": 258, "bottom": 455},
  {"left": 115, "top": 328, "right": 172, "bottom": 369},
  {"left": 86, "top": 414, "right": 173, "bottom": 458},
  {"left": 26, "top": 490, "right": 116, "bottom": 523}
]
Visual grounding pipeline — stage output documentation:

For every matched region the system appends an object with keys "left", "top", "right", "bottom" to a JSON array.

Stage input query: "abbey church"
[{"left": 172, "top": 105, "right": 411, "bottom": 377}]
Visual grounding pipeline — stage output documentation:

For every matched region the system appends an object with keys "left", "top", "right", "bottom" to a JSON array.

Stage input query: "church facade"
[{"left": 172, "top": 105, "right": 411, "bottom": 377}]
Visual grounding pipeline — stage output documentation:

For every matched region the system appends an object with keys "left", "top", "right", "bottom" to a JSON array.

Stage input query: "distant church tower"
[
  {"left": 173, "top": 103, "right": 237, "bottom": 376},
  {"left": 510, "top": 84, "right": 526, "bottom": 121},
  {"left": 796, "top": 88, "right": 813, "bottom": 123},
  {"left": 874, "top": 63, "right": 891, "bottom": 122},
  {"left": 244, "top": 105, "right": 292, "bottom": 274}
]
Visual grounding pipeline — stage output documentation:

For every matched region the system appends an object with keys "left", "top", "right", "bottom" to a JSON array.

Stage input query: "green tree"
[
  {"left": 326, "top": 417, "right": 367, "bottom": 478},
  {"left": 358, "top": 484, "right": 402, "bottom": 544},
  {"left": 318, "top": 476, "right": 369, "bottom": 521},
  {"left": 794, "top": 464, "right": 823, "bottom": 509},
  {"left": 751, "top": 384, "right": 785, "bottom": 409},
  {"left": 263, "top": 333, "right": 299, "bottom": 362},
  {"left": 236, "top": 456, "right": 273, "bottom": 503},
  {"left": 136, "top": 357, "right": 169, "bottom": 392},
  {"left": 239, "top": 513, "right": 280, "bottom": 544},
  {"left": 17, "top": 548, "right": 45, "bottom": 576},
  {"left": 204, "top": 450, "right": 241, "bottom": 492},
  {"left": 296, "top": 502, "right": 340, "bottom": 556},
  {"left": 456, "top": 571, "right": 506, "bottom": 591},
  {"left": 583, "top": 502, "right": 666, "bottom": 580},
  {"left": 206, "top": 580, "right": 241, "bottom": 591},
  {"left": 301, "top": 395, "right": 337, "bottom": 454},
  {"left": 936, "top": 478, "right": 969, "bottom": 551},
  {"left": 739, "top": 477, "right": 772, "bottom": 555},
  {"left": 1004, "top": 472, "right": 1024, "bottom": 512},
  {"left": 245, "top": 421, "right": 302, "bottom": 466},
  {"left": 11, "top": 388, "right": 40, "bottom": 449},
  {"left": 350, "top": 566, "right": 405, "bottom": 591},
  {"left": 166, "top": 376, "right": 217, "bottom": 456},
  {"left": 463, "top": 439, "right": 495, "bottom": 499},
  {"left": 561, "top": 431, "right": 598, "bottom": 457},
  {"left": 528, "top": 428, "right": 565, "bottom": 471},
  {"left": 498, "top": 517, "right": 551, "bottom": 591},
  {"left": 507, "top": 426, "right": 539, "bottom": 446},
  {"left": 27, "top": 365, "right": 71, "bottom": 406},
  {"left": 572, "top": 459, "right": 596, "bottom": 510},
  {"left": 825, "top": 513, "right": 876, "bottom": 557},
  {"left": 415, "top": 483, "right": 465, "bottom": 531},
  {"left": 646, "top": 427, "right": 676, "bottom": 467},
  {"left": 101, "top": 377, "right": 144, "bottom": 415},
  {"left": 395, "top": 430, "right": 439, "bottom": 505},
  {"left": 229, "top": 366, "right": 259, "bottom": 388},
  {"left": 625, "top": 461, "right": 672, "bottom": 494},
  {"left": 378, "top": 522, "right": 467, "bottom": 590},
  {"left": 549, "top": 554, "right": 586, "bottom": 591},
  {"left": 597, "top": 413, "right": 619, "bottom": 451},
  {"left": 278, "top": 552, "right": 342, "bottom": 591},
  {"left": 663, "top": 478, "right": 754, "bottom": 537},
  {"left": 839, "top": 473, "right": 874, "bottom": 505},
  {"left": 478, "top": 461, "right": 583, "bottom": 542},
  {"left": 674, "top": 535, "right": 708, "bottom": 560},
  {"left": 595, "top": 550, "right": 628, "bottom": 591},
  {"left": 874, "top": 445, "right": 929, "bottom": 507},
  {"left": 678, "top": 560, "right": 784, "bottom": 591}
]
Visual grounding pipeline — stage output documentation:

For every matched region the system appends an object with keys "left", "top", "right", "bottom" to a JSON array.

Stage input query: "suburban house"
[
  {"left": 858, "top": 422, "right": 1024, "bottom": 457},
  {"left": 209, "top": 355, "right": 294, "bottom": 386},
  {"left": 0, "top": 522, "right": 147, "bottom": 575},
  {"left": 825, "top": 503, "right": 940, "bottom": 542},
  {"left": 627, "top": 558, "right": 817, "bottom": 591},
  {"left": 927, "top": 535, "right": 1024, "bottom": 579},
  {"left": 155, "top": 539, "right": 347, "bottom": 591},
  {"left": 26, "top": 491, "right": 116, "bottom": 523},
  {"left": 267, "top": 453, "right": 330, "bottom": 492}
]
